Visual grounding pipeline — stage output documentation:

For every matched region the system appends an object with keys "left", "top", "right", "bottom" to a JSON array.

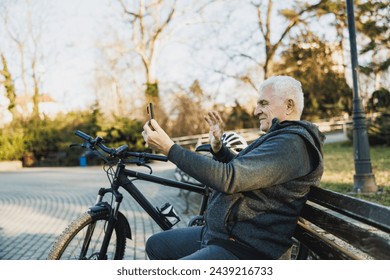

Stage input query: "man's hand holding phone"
[{"left": 142, "top": 103, "right": 174, "bottom": 155}]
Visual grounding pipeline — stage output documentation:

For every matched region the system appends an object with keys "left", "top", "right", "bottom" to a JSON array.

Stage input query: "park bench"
[{"left": 293, "top": 186, "right": 390, "bottom": 260}]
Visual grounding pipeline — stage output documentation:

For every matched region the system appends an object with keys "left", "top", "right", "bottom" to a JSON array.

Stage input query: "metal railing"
[{"left": 171, "top": 119, "right": 352, "bottom": 149}]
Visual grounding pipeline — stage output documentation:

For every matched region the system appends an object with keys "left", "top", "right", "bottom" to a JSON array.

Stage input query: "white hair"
[{"left": 260, "top": 76, "right": 304, "bottom": 117}]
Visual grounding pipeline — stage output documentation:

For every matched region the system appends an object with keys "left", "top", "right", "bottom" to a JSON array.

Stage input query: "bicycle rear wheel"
[{"left": 48, "top": 210, "right": 127, "bottom": 260}]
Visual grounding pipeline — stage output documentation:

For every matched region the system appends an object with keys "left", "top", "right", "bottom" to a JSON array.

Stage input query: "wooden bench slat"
[
  {"left": 294, "top": 221, "right": 358, "bottom": 259},
  {"left": 300, "top": 203, "right": 390, "bottom": 259},
  {"left": 307, "top": 187, "right": 390, "bottom": 233}
]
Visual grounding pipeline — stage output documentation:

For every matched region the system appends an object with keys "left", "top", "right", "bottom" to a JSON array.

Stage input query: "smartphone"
[{"left": 147, "top": 103, "right": 154, "bottom": 129}]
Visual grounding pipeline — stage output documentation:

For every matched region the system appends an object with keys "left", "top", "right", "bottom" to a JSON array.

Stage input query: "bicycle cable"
[{"left": 102, "top": 162, "right": 116, "bottom": 237}]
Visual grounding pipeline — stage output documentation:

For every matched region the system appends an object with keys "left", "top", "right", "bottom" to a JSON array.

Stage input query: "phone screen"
[
  {"left": 147, "top": 103, "right": 154, "bottom": 121},
  {"left": 147, "top": 103, "right": 154, "bottom": 130}
]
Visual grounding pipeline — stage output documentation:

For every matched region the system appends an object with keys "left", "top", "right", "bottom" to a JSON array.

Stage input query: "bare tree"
[
  {"left": 93, "top": 0, "right": 213, "bottom": 124},
  {"left": 187, "top": 0, "right": 328, "bottom": 105},
  {"left": 252, "top": 0, "right": 327, "bottom": 79},
  {"left": 93, "top": 38, "right": 135, "bottom": 116},
  {"left": 1, "top": 2, "right": 29, "bottom": 98},
  {"left": 0, "top": 0, "right": 47, "bottom": 119},
  {"left": 116, "top": 0, "right": 177, "bottom": 108},
  {"left": 28, "top": 3, "right": 45, "bottom": 118},
  {"left": 313, "top": 0, "right": 348, "bottom": 76}
]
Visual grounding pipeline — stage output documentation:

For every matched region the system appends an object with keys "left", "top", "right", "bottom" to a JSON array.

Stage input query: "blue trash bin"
[{"left": 79, "top": 156, "right": 87, "bottom": 167}]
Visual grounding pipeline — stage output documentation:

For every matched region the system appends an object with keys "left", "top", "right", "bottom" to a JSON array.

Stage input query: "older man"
[{"left": 142, "top": 75, "right": 325, "bottom": 260}]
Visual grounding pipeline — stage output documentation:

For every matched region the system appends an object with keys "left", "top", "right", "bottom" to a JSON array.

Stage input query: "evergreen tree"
[
  {"left": 355, "top": 0, "right": 390, "bottom": 88},
  {"left": 273, "top": 31, "right": 352, "bottom": 120}
]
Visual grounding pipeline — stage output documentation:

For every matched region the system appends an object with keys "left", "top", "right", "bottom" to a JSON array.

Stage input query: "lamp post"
[{"left": 346, "top": 0, "right": 377, "bottom": 193}]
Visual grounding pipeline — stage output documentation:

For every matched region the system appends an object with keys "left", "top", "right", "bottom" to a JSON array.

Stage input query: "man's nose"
[{"left": 254, "top": 106, "right": 261, "bottom": 116}]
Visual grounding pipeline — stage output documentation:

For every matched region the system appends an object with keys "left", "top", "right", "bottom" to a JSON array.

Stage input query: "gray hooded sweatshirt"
[{"left": 168, "top": 118, "right": 325, "bottom": 259}]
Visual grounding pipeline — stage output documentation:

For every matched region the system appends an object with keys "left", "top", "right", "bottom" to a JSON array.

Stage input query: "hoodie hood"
[{"left": 269, "top": 118, "right": 325, "bottom": 155}]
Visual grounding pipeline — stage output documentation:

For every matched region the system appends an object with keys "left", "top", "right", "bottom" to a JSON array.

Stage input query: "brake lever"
[
  {"left": 69, "top": 142, "right": 96, "bottom": 151},
  {"left": 69, "top": 143, "right": 82, "bottom": 148}
]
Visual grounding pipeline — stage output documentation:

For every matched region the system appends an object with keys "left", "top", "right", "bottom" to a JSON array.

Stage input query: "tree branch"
[{"left": 117, "top": 0, "right": 140, "bottom": 20}]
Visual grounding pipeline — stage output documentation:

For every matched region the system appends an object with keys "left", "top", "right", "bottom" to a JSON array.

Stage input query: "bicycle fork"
[
  {"left": 101, "top": 186, "right": 123, "bottom": 260},
  {"left": 81, "top": 187, "right": 124, "bottom": 260}
]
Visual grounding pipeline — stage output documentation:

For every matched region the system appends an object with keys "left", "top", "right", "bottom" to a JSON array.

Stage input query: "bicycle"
[
  {"left": 47, "top": 130, "right": 209, "bottom": 260},
  {"left": 48, "top": 130, "right": 307, "bottom": 260}
]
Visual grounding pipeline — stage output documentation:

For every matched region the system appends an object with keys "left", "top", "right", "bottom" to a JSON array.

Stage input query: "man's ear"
[{"left": 286, "top": 99, "right": 295, "bottom": 116}]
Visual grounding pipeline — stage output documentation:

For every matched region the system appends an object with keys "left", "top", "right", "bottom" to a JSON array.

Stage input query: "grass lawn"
[{"left": 321, "top": 141, "right": 390, "bottom": 206}]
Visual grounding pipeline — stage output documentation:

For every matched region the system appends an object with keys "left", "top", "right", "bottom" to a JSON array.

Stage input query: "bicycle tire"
[{"left": 48, "top": 210, "right": 127, "bottom": 260}]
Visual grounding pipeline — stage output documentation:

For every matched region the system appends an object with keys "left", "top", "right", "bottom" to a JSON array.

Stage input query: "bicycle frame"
[
  {"left": 91, "top": 160, "right": 209, "bottom": 259},
  {"left": 122, "top": 164, "right": 208, "bottom": 227}
]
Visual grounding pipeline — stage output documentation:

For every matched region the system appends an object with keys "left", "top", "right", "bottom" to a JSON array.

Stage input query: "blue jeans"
[{"left": 145, "top": 226, "right": 239, "bottom": 260}]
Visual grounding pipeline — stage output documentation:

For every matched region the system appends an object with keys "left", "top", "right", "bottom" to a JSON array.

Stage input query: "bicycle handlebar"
[
  {"left": 125, "top": 151, "right": 168, "bottom": 162},
  {"left": 75, "top": 130, "right": 94, "bottom": 142},
  {"left": 74, "top": 130, "right": 168, "bottom": 162}
]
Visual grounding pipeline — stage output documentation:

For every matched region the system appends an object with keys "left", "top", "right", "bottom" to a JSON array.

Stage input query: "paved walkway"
[{"left": 0, "top": 162, "right": 201, "bottom": 260}]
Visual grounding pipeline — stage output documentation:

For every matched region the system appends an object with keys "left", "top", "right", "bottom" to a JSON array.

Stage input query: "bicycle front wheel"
[{"left": 48, "top": 210, "right": 127, "bottom": 260}]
